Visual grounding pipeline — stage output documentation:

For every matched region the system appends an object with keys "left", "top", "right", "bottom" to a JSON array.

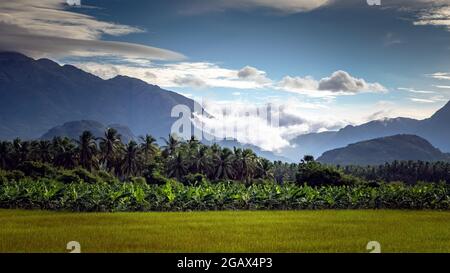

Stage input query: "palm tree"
[
  {"left": 52, "top": 137, "right": 77, "bottom": 169},
  {"left": 139, "top": 134, "right": 158, "bottom": 164},
  {"left": 257, "top": 158, "right": 274, "bottom": 180},
  {"left": 191, "top": 145, "right": 211, "bottom": 175},
  {"left": 121, "top": 141, "right": 140, "bottom": 178},
  {"left": 161, "top": 134, "right": 180, "bottom": 157},
  {"left": 76, "top": 131, "right": 98, "bottom": 171},
  {"left": 241, "top": 148, "right": 257, "bottom": 183},
  {"left": 167, "top": 151, "right": 188, "bottom": 179},
  {"left": 0, "top": 141, "right": 11, "bottom": 169},
  {"left": 37, "top": 140, "right": 52, "bottom": 163},
  {"left": 99, "top": 128, "right": 122, "bottom": 171},
  {"left": 214, "top": 148, "right": 235, "bottom": 180}
]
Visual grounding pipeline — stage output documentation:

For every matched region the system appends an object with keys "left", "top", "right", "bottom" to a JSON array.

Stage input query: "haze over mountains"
[{"left": 1, "top": 52, "right": 450, "bottom": 163}]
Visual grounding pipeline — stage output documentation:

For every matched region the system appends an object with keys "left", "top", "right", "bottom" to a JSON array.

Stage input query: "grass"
[{"left": 0, "top": 209, "right": 450, "bottom": 253}]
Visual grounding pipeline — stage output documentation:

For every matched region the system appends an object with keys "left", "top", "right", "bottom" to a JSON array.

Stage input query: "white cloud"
[
  {"left": 318, "top": 70, "right": 386, "bottom": 92},
  {"left": 0, "top": 0, "right": 184, "bottom": 61},
  {"left": 74, "top": 61, "right": 274, "bottom": 89},
  {"left": 237, "top": 66, "right": 272, "bottom": 86},
  {"left": 173, "top": 75, "right": 208, "bottom": 88},
  {"left": 426, "top": 72, "right": 450, "bottom": 80},
  {"left": 182, "top": 0, "right": 331, "bottom": 14},
  {"left": 397, "top": 87, "right": 435, "bottom": 94},
  {"left": 386, "top": 0, "right": 450, "bottom": 32},
  {"left": 434, "top": 85, "right": 450, "bottom": 89},
  {"left": 410, "top": 98, "right": 436, "bottom": 103},
  {"left": 414, "top": 4, "right": 450, "bottom": 30},
  {"left": 410, "top": 95, "right": 448, "bottom": 103},
  {"left": 278, "top": 70, "right": 386, "bottom": 97},
  {"left": 193, "top": 99, "right": 345, "bottom": 152}
]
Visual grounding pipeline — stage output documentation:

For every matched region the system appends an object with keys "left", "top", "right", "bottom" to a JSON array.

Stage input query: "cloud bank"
[{"left": 0, "top": 0, "right": 184, "bottom": 60}]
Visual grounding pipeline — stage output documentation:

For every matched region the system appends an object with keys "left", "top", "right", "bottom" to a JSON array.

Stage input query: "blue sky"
[{"left": 1, "top": 0, "right": 450, "bottom": 150}]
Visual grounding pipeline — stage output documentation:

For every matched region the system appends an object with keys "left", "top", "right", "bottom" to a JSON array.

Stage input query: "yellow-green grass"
[{"left": 0, "top": 209, "right": 449, "bottom": 253}]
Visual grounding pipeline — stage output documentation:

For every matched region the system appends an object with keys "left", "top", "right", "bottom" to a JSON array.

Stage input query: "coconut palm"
[
  {"left": 75, "top": 131, "right": 98, "bottom": 171},
  {"left": 161, "top": 134, "right": 180, "bottom": 157},
  {"left": 214, "top": 148, "right": 235, "bottom": 180},
  {"left": 167, "top": 151, "right": 188, "bottom": 179},
  {"left": 191, "top": 145, "right": 211, "bottom": 175},
  {"left": 121, "top": 141, "right": 140, "bottom": 178},
  {"left": 0, "top": 141, "right": 11, "bottom": 169},
  {"left": 99, "top": 128, "right": 122, "bottom": 171},
  {"left": 37, "top": 140, "right": 52, "bottom": 163},
  {"left": 139, "top": 134, "right": 158, "bottom": 164},
  {"left": 52, "top": 137, "right": 77, "bottom": 169}
]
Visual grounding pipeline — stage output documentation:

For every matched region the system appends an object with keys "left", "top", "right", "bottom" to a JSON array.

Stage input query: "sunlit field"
[{"left": 1, "top": 209, "right": 449, "bottom": 253}]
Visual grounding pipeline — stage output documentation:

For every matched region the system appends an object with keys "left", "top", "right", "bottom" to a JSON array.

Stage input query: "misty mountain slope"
[
  {"left": 284, "top": 104, "right": 450, "bottom": 159},
  {"left": 0, "top": 52, "right": 197, "bottom": 140},
  {"left": 40, "top": 120, "right": 136, "bottom": 143},
  {"left": 317, "top": 134, "right": 450, "bottom": 166}
]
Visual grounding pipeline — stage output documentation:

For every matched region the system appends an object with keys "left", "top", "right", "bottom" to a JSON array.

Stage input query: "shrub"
[
  {"left": 97, "top": 170, "right": 118, "bottom": 184},
  {"left": 182, "top": 173, "right": 207, "bottom": 185},
  {"left": 131, "top": 177, "right": 147, "bottom": 185},
  {"left": 71, "top": 168, "right": 101, "bottom": 184},
  {"left": 17, "top": 161, "right": 59, "bottom": 179},
  {"left": 57, "top": 171, "right": 82, "bottom": 184},
  {"left": 145, "top": 170, "right": 170, "bottom": 185},
  {"left": 296, "top": 161, "right": 355, "bottom": 187}
]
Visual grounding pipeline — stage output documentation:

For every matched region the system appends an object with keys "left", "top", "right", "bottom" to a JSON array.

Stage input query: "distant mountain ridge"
[
  {"left": 40, "top": 120, "right": 136, "bottom": 143},
  {"left": 282, "top": 103, "right": 450, "bottom": 160},
  {"left": 317, "top": 134, "right": 450, "bottom": 166},
  {"left": 1, "top": 51, "right": 450, "bottom": 163},
  {"left": 0, "top": 52, "right": 197, "bottom": 140}
]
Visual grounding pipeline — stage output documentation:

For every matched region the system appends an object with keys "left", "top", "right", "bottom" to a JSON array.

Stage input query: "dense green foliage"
[
  {"left": 1, "top": 130, "right": 450, "bottom": 211},
  {"left": 0, "top": 131, "right": 278, "bottom": 184},
  {"left": 340, "top": 160, "right": 450, "bottom": 184},
  {"left": 0, "top": 176, "right": 449, "bottom": 211}
]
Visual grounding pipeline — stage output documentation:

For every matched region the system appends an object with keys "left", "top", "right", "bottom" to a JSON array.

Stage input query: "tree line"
[
  {"left": 0, "top": 129, "right": 277, "bottom": 184},
  {"left": 1, "top": 129, "right": 449, "bottom": 185},
  {"left": 340, "top": 160, "right": 450, "bottom": 184}
]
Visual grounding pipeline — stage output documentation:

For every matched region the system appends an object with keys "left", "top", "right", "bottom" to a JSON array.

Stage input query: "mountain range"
[
  {"left": 317, "top": 134, "right": 450, "bottom": 166},
  {"left": 1, "top": 51, "right": 450, "bottom": 163},
  {"left": 281, "top": 103, "right": 450, "bottom": 161},
  {"left": 0, "top": 52, "right": 197, "bottom": 140}
]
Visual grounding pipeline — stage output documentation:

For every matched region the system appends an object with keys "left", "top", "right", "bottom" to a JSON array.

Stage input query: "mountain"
[
  {"left": 317, "top": 134, "right": 450, "bottom": 166},
  {"left": 0, "top": 52, "right": 198, "bottom": 140},
  {"left": 40, "top": 120, "right": 136, "bottom": 143},
  {"left": 283, "top": 102, "right": 450, "bottom": 160}
]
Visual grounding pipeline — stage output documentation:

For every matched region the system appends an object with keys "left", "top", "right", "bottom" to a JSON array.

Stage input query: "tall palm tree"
[
  {"left": 99, "top": 128, "right": 122, "bottom": 171},
  {"left": 76, "top": 131, "right": 98, "bottom": 171},
  {"left": 161, "top": 134, "right": 180, "bottom": 157},
  {"left": 139, "top": 134, "right": 158, "bottom": 164},
  {"left": 167, "top": 151, "right": 188, "bottom": 179},
  {"left": 257, "top": 158, "right": 274, "bottom": 180},
  {"left": 121, "top": 141, "right": 140, "bottom": 178},
  {"left": 214, "top": 148, "right": 235, "bottom": 180},
  {"left": 52, "top": 137, "right": 77, "bottom": 169},
  {"left": 241, "top": 148, "right": 257, "bottom": 183},
  {"left": 37, "top": 140, "right": 52, "bottom": 163},
  {"left": 0, "top": 141, "right": 11, "bottom": 169},
  {"left": 191, "top": 145, "right": 211, "bottom": 175}
]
